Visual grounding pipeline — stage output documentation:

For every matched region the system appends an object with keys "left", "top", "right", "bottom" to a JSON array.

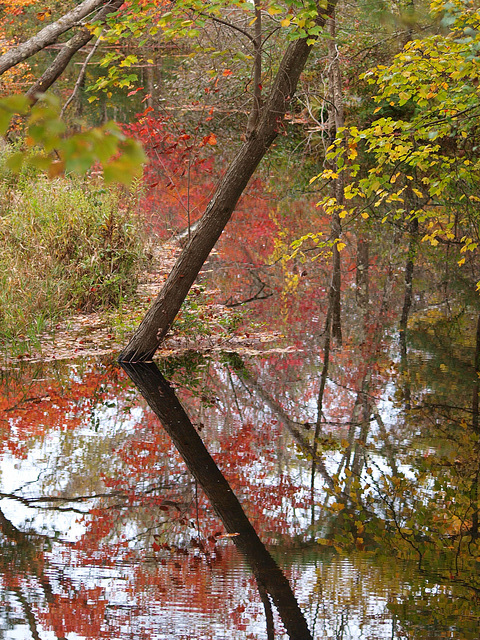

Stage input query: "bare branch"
[
  {"left": 198, "top": 11, "right": 256, "bottom": 45},
  {"left": 61, "top": 33, "right": 104, "bottom": 116}
]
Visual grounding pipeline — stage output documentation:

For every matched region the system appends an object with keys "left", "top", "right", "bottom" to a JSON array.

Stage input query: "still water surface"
[{"left": 1, "top": 226, "right": 480, "bottom": 639}]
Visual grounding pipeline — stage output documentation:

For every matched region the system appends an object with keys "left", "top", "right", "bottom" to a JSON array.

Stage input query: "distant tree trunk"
[
  {"left": 309, "top": 13, "right": 346, "bottom": 513},
  {"left": 145, "top": 62, "right": 155, "bottom": 109},
  {"left": 356, "top": 236, "right": 369, "bottom": 320},
  {"left": 471, "top": 314, "right": 480, "bottom": 539},
  {"left": 119, "top": 5, "right": 338, "bottom": 362},
  {"left": 246, "top": 0, "right": 263, "bottom": 136},
  {"left": 327, "top": 13, "right": 344, "bottom": 344},
  {"left": 473, "top": 315, "right": 480, "bottom": 435}
]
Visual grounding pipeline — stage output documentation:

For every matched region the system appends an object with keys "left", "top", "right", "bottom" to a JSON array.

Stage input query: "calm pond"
[{"left": 1, "top": 202, "right": 480, "bottom": 639}]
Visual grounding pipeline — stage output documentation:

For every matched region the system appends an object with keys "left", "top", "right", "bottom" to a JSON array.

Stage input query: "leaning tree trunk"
[{"left": 119, "top": 5, "right": 337, "bottom": 362}]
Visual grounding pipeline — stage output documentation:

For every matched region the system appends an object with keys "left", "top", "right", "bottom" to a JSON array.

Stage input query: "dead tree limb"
[{"left": 26, "top": 0, "right": 123, "bottom": 104}]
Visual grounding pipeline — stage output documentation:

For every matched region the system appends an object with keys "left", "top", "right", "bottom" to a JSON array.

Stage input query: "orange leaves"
[
  {"left": 0, "top": 0, "right": 38, "bottom": 19},
  {"left": 222, "top": 69, "right": 232, "bottom": 77},
  {"left": 201, "top": 133, "right": 217, "bottom": 146},
  {"left": 127, "top": 86, "right": 144, "bottom": 97},
  {"left": 0, "top": 0, "right": 38, "bottom": 15},
  {"left": 36, "top": 8, "right": 52, "bottom": 21}
]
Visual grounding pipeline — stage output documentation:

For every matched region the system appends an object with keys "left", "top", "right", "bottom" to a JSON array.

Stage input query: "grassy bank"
[{"left": 0, "top": 162, "right": 147, "bottom": 353}]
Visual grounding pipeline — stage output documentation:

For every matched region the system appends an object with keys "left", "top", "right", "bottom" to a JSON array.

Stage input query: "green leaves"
[
  {"left": 0, "top": 94, "right": 30, "bottom": 136},
  {"left": 0, "top": 94, "right": 146, "bottom": 185}
]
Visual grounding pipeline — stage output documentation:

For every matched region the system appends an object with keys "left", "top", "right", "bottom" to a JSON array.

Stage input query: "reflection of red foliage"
[
  {"left": 0, "top": 134, "right": 405, "bottom": 635},
  {"left": 0, "top": 361, "right": 124, "bottom": 457},
  {"left": 123, "top": 111, "right": 217, "bottom": 238}
]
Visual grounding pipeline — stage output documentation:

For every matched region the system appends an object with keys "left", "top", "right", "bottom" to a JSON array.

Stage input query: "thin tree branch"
[
  {"left": 61, "top": 32, "right": 104, "bottom": 116},
  {"left": 26, "top": 0, "right": 122, "bottom": 105}
]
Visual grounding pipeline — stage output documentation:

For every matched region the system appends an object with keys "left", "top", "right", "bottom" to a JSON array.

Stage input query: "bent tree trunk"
[{"left": 119, "top": 7, "right": 336, "bottom": 362}]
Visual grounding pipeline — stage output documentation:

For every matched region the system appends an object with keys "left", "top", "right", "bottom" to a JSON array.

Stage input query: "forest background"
[
  {"left": 0, "top": 0, "right": 479, "bottom": 361},
  {"left": 1, "top": 3, "right": 480, "bottom": 635}
]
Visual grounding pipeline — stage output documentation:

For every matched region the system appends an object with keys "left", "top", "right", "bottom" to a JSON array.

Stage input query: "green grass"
[{"left": 0, "top": 162, "right": 147, "bottom": 351}]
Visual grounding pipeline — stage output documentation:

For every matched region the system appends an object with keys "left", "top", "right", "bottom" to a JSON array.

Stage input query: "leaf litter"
[{"left": 1, "top": 240, "right": 296, "bottom": 368}]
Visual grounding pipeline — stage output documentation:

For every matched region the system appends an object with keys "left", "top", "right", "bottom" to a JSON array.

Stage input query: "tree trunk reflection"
[{"left": 121, "top": 362, "right": 313, "bottom": 640}]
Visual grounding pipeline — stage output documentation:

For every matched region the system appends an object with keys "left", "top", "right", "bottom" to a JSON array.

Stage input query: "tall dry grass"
[{"left": 0, "top": 163, "right": 146, "bottom": 349}]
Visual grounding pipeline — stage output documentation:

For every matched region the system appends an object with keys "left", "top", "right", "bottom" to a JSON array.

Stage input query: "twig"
[{"left": 61, "top": 31, "right": 103, "bottom": 117}]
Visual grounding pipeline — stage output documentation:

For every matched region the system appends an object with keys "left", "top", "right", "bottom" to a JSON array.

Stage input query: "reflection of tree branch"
[
  {"left": 227, "top": 366, "right": 244, "bottom": 421},
  {"left": 417, "top": 402, "right": 473, "bottom": 414},
  {"left": 225, "top": 281, "right": 273, "bottom": 307},
  {"left": 0, "top": 508, "right": 66, "bottom": 638},
  {"left": 367, "top": 462, "right": 424, "bottom": 569},
  {"left": 13, "top": 588, "right": 43, "bottom": 640},
  {"left": 122, "top": 362, "right": 313, "bottom": 640},
  {"left": 0, "top": 508, "right": 28, "bottom": 543},
  {"left": 371, "top": 405, "right": 399, "bottom": 477},
  {"left": 258, "top": 581, "right": 275, "bottom": 640},
  {"left": 336, "top": 393, "right": 360, "bottom": 475},
  {"left": 0, "top": 489, "right": 122, "bottom": 508},
  {"left": 399, "top": 216, "right": 418, "bottom": 412},
  {"left": 0, "top": 484, "right": 174, "bottom": 512},
  {"left": 311, "top": 300, "right": 333, "bottom": 518},
  {"left": 226, "top": 355, "right": 353, "bottom": 501}
]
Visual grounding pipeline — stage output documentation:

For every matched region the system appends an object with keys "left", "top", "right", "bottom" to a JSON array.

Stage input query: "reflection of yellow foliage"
[
  {"left": 433, "top": 513, "right": 471, "bottom": 537},
  {"left": 284, "top": 272, "right": 300, "bottom": 293}
]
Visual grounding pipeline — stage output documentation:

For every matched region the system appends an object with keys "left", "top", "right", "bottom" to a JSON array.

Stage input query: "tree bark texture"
[
  {"left": 246, "top": 0, "right": 262, "bottom": 136},
  {"left": 119, "top": 5, "right": 338, "bottom": 361},
  {"left": 327, "top": 13, "right": 344, "bottom": 344},
  {"left": 26, "top": 0, "right": 123, "bottom": 104},
  {"left": 0, "top": 0, "right": 108, "bottom": 76},
  {"left": 122, "top": 361, "right": 313, "bottom": 640}
]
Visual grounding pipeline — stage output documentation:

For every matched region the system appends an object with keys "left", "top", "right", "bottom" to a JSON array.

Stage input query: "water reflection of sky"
[
  {"left": 0, "top": 352, "right": 453, "bottom": 638},
  {"left": 1, "top": 257, "right": 480, "bottom": 638}
]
